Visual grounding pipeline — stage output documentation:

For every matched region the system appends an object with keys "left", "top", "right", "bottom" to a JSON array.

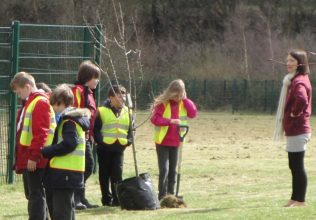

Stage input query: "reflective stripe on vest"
[
  {"left": 75, "top": 88, "right": 82, "bottom": 107},
  {"left": 50, "top": 119, "right": 85, "bottom": 172},
  {"left": 20, "top": 96, "right": 56, "bottom": 147},
  {"left": 154, "top": 101, "right": 188, "bottom": 144},
  {"left": 98, "top": 106, "right": 130, "bottom": 145}
]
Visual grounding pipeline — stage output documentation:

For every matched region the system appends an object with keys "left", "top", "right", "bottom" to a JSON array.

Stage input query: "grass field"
[{"left": 1, "top": 112, "right": 316, "bottom": 220}]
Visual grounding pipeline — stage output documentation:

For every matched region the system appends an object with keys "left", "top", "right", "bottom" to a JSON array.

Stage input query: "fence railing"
[
  {"left": 0, "top": 21, "right": 101, "bottom": 184},
  {"left": 0, "top": 26, "right": 13, "bottom": 185},
  {"left": 100, "top": 79, "right": 284, "bottom": 114}
]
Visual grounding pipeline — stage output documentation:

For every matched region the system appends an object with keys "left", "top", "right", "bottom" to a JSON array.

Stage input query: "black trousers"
[
  {"left": 84, "top": 139, "right": 94, "bottom": 182},
  {"left": 156, "top": 145, "right": 179, "bottom": 199},
  {"left": 46, "top": 188, "right": 75, "bottom": 220},
  {"left": 97, "top": 149, "right": 124, "bottom": 205},
  {"left": 74, "top": 139, "right": 94, "bottom": 202},
  {"left": 288, "top": 151, "right": 307, "bottom": 202},
  {"left": 23, "top": 169, "right": 47, "bottom": 220}
]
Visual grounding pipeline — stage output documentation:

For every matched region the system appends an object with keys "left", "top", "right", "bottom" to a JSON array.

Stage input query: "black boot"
[
  {"left": 111, "top": 199, "right": 120, "bottom": 207},
  {"left": 81, "top": 188, "right": 99, "bottom": 208},
  {"left": 74, "top": 188, "right": 87, "bottom": 210},
  {"left": 75, "top": 202, "right": 87, "bottom": 210},
  {"left": 101, "top": 196, "right": 113, "bottom": 206},
  {"left": 82, "top": 198, "right": 99, "bottom": 208}
]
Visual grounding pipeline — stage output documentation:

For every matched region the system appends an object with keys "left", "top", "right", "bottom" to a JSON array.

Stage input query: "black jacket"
[
  {"left": 42, "top": 107, "right": 90, "bottom": 189},
  {"left": 94, "top": 99, "right": 133, "bottom": 153}
]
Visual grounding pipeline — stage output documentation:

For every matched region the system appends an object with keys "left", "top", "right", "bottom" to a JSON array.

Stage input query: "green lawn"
[{"left": 1, "top": 112, "right": 316, "bottom": 220}]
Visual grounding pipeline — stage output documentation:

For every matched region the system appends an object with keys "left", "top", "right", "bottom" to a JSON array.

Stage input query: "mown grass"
[{"left": 1, "top": 112, "right": 316, "bottom": 220}]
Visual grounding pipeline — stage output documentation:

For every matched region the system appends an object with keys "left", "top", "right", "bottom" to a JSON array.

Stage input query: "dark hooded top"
[{"left": 42, "top": 107, "right": 90, "bottom": 189}]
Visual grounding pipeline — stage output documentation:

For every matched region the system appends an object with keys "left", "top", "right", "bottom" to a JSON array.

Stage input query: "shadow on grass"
[
  {"left": 76, "top": 202, "right": 282, "bottom": 218},
  {"left": 2, "top": 214, "right": 29, "bottom": 219},
  {"left": 3, "top": 205, "right": 279, "bottom": 219},
  {"left": 77, "top": 206, "right": 125, "bottom": 216},
  {"left": 77, "top": 206, "right": 235, "bottom": 217}
]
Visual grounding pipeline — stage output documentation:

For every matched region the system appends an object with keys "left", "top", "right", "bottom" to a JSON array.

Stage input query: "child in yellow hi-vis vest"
[
  {"left": 150, "top": 79, "right": 197, "bottom": 200},
  {"left": 10, "top": 72, "right": 56, "bottom": 220},
  {"left": 41, "top": 84, "right": 91, "bottom": 220},
  {"left": 94, "top": 85, "right": 132, "bottom": 206}
]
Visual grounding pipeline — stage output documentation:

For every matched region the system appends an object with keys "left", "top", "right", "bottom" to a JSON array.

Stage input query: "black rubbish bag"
[{"left": 116, "top": 173, "right": 160, "bottom": 210}]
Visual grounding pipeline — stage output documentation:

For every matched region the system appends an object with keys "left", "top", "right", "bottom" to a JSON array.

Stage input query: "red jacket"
[
  {"left": 71, "top": 83, "right": 96, "bottom": 139},
  {"left": 283, "top": 73, "right": 312, "bottom": 136},
  {"left": 15, "top": 92, "right": 51, "bottom": 173},
  {"left": 150, "top": 98, "right": 197, "bottom": 147}
]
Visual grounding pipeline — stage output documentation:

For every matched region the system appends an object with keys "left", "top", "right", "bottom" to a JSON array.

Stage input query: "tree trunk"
[{"left": 242, "top": 28, "right": 249, "bottom": 82}]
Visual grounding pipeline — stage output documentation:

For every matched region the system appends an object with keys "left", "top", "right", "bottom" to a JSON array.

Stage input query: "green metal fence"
[
  {"left": 0, "top": 26, "right": 13, "bottom": 184},
  {"left": 0, "top": 21, "right": 101, "bottom": 184},
  {"left": 108, "top": 78, "right": 282, "bottom": 113}
]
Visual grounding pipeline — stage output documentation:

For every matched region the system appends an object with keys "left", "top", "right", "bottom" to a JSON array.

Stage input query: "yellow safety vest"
[
  {"left": 154, "top": 101, "right": 187, "bottom": 144},
  {"left": 20, "top": 96, "right": 56, "bottom": 147},
  {"left": 98, "top": 106, "right": 130, "bottom": 145},
  {"left": 50, "top": 119, "right": 86, "bottom": 172}
]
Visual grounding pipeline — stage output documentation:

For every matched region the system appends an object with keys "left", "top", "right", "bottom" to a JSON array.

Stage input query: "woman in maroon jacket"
[{"left": 274, "top": 49, "right": 312, "bottom": 207}]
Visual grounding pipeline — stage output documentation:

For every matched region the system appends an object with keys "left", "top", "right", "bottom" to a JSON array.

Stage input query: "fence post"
[
  {"left": 223, "top": 80, "right": 227, "bottom": 106},
  {"left": 203, "top": 79, "right": 207, "bottom": 97},
  {"left": 223, "top": 80, "right": 227, "bottom": 95},
  {"left": 264, "top": 80, "right": 267, "bottom": 111},
  {"left": 92, "top": 24, "right": 102, "bottom": 174},
  {"left": 94, "top": 24, "right": 102, "bottom": 106},
  {"left": 270, "top": 80, "right": 275, "bottom": 115},
  {"left": 191, "top": 78, "right": 197, "bottom": 101},
  {"left": 232, "top": 80, "right": 237, "bottom": 114},
  {"left": 243, "top": 79, "right": 248, "bottom": 109},
  {"left": 83, "top": 26, "right": 90, "bottom": 60},
  {"left": 8, "top": 21, "right": 20, "bottom": 183}
]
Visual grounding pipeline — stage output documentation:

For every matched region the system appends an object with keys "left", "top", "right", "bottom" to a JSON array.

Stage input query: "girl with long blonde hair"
[
  {"left": 150, "top": 79, "right": 197, "bottom": 200},
  {"left": 151, "top": 79, "right": 186, "bottom": 109}
]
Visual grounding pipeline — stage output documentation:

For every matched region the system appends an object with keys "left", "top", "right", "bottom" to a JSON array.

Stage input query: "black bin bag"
[{"left": 116, "top": 173, "right": 160, "bottom": 210}]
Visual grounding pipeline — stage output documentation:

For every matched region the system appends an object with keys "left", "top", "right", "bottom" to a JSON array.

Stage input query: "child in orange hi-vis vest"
[{"left": 72, "top": 60, "right": 100, "bottom": 209}]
